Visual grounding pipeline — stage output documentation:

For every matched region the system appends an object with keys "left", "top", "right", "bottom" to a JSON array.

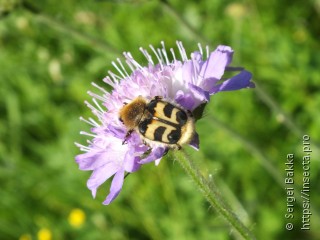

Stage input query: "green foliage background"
[{"left": 1, "top": 0, "right": 319, "bottom": 239}]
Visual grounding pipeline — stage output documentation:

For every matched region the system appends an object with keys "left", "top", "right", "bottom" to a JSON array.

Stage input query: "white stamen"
[
  {"left": 124, "top": 60, "right": 135, "bottom": 73},
  {"left": 160, "top": 41, "right": 170, "bottom": 65},
  {"left": 122, "top": 53, "right": 135, "bottom": 72},
  {"left": 79, "top": 116, "right": 99, "bottom": 127},
  {"left": 117, "top": 58, "right": 130, "bottom": 77},
  {"left": 124, "top": 52, "right": 144, "bottom": 71},
  {"left": 74, "top": 142, "right": 91, "bottom": 152},
  {"left": 170, "top": 48, "right": 176, "bottom": 62},
  {"left": 84, "top": 100, "right": 104, "bottom": 119},
  {"left": 87, "top": 91, "right": 107, "bottom": 102},
  {"left": 197, "top": 43, "right": 203, "bottom": 56},
  {"left": 108, "top": 70, "right": 122, "bottom": 83},
  {"left": 103, "top": 76, "right": 116, "bottom": 88},
  {"left": 157, "top": 48, "right": 165, "bottom": 64},
  {"left": 112, "top": 61, "right": 126, "bottom": 79},
  {"left": 91, "top": 82, "right": 108, "bottom": 94},
  {"left": 205, "top": 45, "right": 210, "bottom": 58},
  {"left": 92, "top": 98, "right": 105, "bottom": 113},
  {"left": 88, "top": 117, "right": 100, "bottom": 127},
  {"left": 149, "top": 45, "right": 163, "bottom": 69},
  {"left": 140, "top": 47, "right": 154, "bottom": 65},
  {"left": 80, "top": 131, "right": 97, "bottom": 138},
  {"left": 176, "top": 41, "right": 188, "bottom": 61}
]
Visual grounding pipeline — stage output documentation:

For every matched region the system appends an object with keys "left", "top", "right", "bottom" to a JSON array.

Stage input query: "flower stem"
[
  {"left": 173, "top": 150, "right": 255, "bottom": 240},
  {"left": 254, "top": 84, "right": 320, "bottom": 152}
]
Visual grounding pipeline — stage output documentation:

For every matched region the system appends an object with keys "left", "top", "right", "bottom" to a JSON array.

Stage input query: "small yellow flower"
[
  {"left": 19, "top": 234, "right": 32, "bottom": 240},
  {"left": 68, "top": 208, "right": 86, "bottom": 228},
  {"left": 37, "top": 228, "right": 52, "bottom": 240},
  {"left": 225, "top": 3, "right": 247, "bottom": 20}
]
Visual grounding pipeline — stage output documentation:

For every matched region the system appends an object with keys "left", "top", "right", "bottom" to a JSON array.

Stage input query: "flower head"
[
  {"left": 68, "top": 208, "right": 86, "bottom": 228},
  {"left": 75, "top": 41, "right": 254, "bottom": 205}
]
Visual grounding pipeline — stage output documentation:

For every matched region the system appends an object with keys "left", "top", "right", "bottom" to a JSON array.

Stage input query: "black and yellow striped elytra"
[{"left": 119, "top": 96, "right": 195, "bottom": 149}]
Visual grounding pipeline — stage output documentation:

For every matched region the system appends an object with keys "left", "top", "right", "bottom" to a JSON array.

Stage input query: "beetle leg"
[{"left": 122, "top": 130, "right": 133, "bottom": 145}]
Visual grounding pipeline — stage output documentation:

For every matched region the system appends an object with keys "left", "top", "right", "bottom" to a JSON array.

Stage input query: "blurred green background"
[{"left": 1, "top": 0, "right": 319, "bottom": 239}]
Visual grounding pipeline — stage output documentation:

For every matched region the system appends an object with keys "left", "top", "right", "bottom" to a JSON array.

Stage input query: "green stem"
[
  {"left": 206, "top": 115, "right": 320, "bottom": 225},
  {"left": 255, "top": 84, "right": 302, "bottom": 137},
  {"left": 173, "top": 150, "right": 255, "bottom": 240},
  {"left": 207, "top": 116, "right": 283, "bottom": 187},
  {"left": 255, "top": 84, "right": 320, "bottom": 153}
]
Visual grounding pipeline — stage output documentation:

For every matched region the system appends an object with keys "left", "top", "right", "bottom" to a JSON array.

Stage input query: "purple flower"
[{"left": 75, "top": 41, "right": 254, "bottom": 205}]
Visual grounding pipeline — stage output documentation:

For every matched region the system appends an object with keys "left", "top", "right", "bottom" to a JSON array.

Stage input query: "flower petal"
[
  {"left": 103, "top": 169, "right": 125, "bottom": 205},
  {"left": 181, "top": 60, "right": 197, "bottom": 85},
  {"left": 189, "top": 83, "right": 210, "bottom": 102},
  {"left": 76, "top": 150, "right": 111, "bottom": 171},
  {"left": 139, "top": 147, "right": 167, "bottom": 164},
  {"left": 199, "top": 45, "right": 233, "bottom": 81},
  {"left": 175, "top": 90, "right": 196, "bottom": 110},
  {"left": 209, "top": 70, "right": 253, "bottom": 94},
  {"left": 123, "top": 148, "right": 142, "bottom": 172},
  {"left": 108, "top": 124, "right": 127, "bottom": 139},
  {"left": 87, "top": 163, "right": 119, "bottom": 198}
]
